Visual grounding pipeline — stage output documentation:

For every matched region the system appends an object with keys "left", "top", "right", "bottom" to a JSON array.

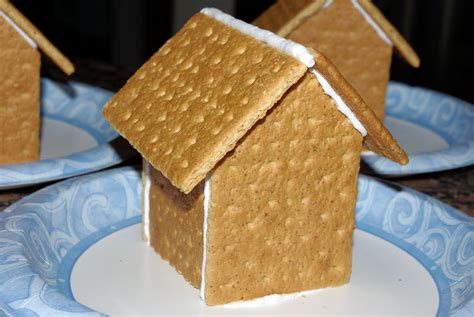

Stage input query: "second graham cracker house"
[
  {"left": 0, "top": 0, "right": 74, "bottom": 164},
  {"left": 103, "top": 9, "right": 407, "bottom": 305},
  {"left": 254, "top": 0, "right": 420, "bottom": 120}
]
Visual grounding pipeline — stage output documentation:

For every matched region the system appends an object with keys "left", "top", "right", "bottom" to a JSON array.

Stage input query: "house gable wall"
[
  {"left": 204, "top": 72, "right": 363, "bottom": 305},
  {"left": 287, "top": 0, "right": 393, "bottom": 120},
  {"left": 0, "top": 15, "right": 40, "bottom": 163}
]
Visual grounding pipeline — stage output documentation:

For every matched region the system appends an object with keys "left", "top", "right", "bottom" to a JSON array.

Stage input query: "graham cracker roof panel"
[
  {"left": 103, "top": 13, "right": 307, "bottom": 193},
  {"left": 310, "top": 48, "right": 408, "bottom": 164},
  {"left": 0, "top": 0, "right": 74, "bottom": 75},
  {"left": 254, "top": 0, "right": 420, "bottom": 68}
]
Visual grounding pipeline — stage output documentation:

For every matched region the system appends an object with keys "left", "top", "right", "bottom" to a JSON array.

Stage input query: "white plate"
[
  {"left": 362, "top": 82, "right": 474, "bottom": 176},
  {"left": 0, "top": 167, "right": 472, "bottom": 316},
  {"left": 71, "top": 225, "right": 439, "bottom": 315},
  {"left": 0, "top": 79, "right": 135, "bottom": 189}
]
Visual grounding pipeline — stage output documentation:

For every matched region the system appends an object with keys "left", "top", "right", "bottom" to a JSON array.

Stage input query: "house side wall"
[
  {"left": 204, "top": 73, "right": 363, "bottom": 305},
  {"left": 147, "top": 166, "right": 204, "bottom": 288},
  {"left": 0, "top": 15, "right": 40, "bottom": 164},
  {"left": 287, "top": 0, "right": 393, "bottom": 120}
]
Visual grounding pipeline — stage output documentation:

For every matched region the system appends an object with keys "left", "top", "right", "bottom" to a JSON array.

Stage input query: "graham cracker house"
[
  {"left": 254, "top": 0, "right": 420, "bottom": 120},
  {"left": 0, "top": 0, "right": 74, "bottom": 164},
  {"left": 103, "top": 8, "right": 407, "bottom": 305}
]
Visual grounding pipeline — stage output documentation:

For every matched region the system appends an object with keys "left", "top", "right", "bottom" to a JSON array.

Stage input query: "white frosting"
[
  {"left": 350, "top": 0, "right": 392, "bottom": 46},
  {"left": 143, "top": 161, "right": 151, "bottom": 245},
  {"left": 311, "top": 69, "right": 367, "bottom": 136},
  {"left": 200, "top": 173, "right": 211, "bottom": 301},
  {"left": 201, "top": 8, "right": 315, "bottom": 68},
  {"left": 0, "top": 10, "right": 37, "bottom": 49},
  {"left": 221, "top": 288, "right": 324, "bottom": 308}
]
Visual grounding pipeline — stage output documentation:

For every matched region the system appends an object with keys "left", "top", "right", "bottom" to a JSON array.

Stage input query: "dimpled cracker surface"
[
  {"left": 204, "top": 73, "right": 362, "bottom": 305},
  {"left": 0, "top": 15, "right": 40, "bottom": 164},
  {"left": 288, "top": 0, "right": 393, "bottom": 120},
  {"left": 148, "top": 166, "right": 204, "bottom": 288},
  {"left": 103, "top": 13, "right": 307, "bottom": 194},
  {"left": 311, "top": 50, "right": 408, "bottom": 165}
]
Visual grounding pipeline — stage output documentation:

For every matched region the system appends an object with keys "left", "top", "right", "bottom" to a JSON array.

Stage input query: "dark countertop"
[
  {"left": 1, "top": 59, "right": 473, "bottom": 217},
  {"left": 394, "top": 166, "right": 473, "bottom": 216}
]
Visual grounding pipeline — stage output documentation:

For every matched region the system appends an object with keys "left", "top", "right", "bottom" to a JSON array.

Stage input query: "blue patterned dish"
[
  {"left": 363, "top": 82, "right": 474, "bottom": 176},
  {"left": 0, "top": 167, "right": 472, "bottom": 316},
  {"left": 0, "top": 79, "right": 135, "bottom": 189}
]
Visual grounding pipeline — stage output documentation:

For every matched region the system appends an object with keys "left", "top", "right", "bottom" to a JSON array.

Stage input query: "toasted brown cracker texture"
[
  {"left": 254, "top": 0, "right": 326, "bottom": 37},
  {"left": 148, "top": 166, "right": 204, "bottom": 288},
  {"left": 287, "top": 0, "right": 393, "bottom": 120},
  {"left": 103, "top": 13, "right": 307, "bottom": 194},
  {"left": 311, "top": 49, "right": 408, "bottom": 164},
  {"left": 105, "top": 8, "right": 411, "bottom": 306},
  {"left": 358, "top": 0, "right": 420, "bottom": 68},
  {"left": 0, "top": 0, "right": 74, "bottom": 75},
  {"left": 254, "top": 0, "right": 419, "bottom": 68},
  {"left": 0, "top": 15, "right": 40, "bottom": 164},
  {"left": 204, "top": 73, "right": 362, "bottom": 305}
]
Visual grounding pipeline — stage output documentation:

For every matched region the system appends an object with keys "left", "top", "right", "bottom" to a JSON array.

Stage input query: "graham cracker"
[
  {"left": 148, "top": 166, "right": 205, "bottom": 288},
  {"left": 103, "top": 12, "right": 307, "bottom": 194},
  {"left": 131, "top": 10, "right": 409, "bottom": 305},
  {"left": 252, "top": 2, "right": 293, "bottom": 34},
  {"left": 0, "top": 14, "right": 40, "bottom": 164},
  {"left": 254, "top": 0, "right": 420, "bottom": 68},
  {"left": 204, "top": 72, "right": 362, "bottom": 305},
  {"left": 358, "top": 0, "right": 420, "bottom": 68},
  {"left": 310, "top": 48, "right": 408, "bottom": 164},
  {"left": 288, "top": 0, "right": 393, "bottom": 120},
  {"left": 0, "top": 0, "right": 74, "bottom": 75},
  {"left": 254, "top": 0, "right": 326, "bottom": 37}
]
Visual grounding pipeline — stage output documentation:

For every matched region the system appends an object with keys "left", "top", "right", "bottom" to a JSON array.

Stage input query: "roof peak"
[
  {"left": 103, "top": 11, "right": 407, "bottom": 193},
  {"left": 0, "top": 9, "right": 36, "bottom": 48},
  {"left": 254, "top": 0, "right": 420, "bottom": 68},
  {"left": 0, "top": 0, "right": 74, "bottom": 75}
]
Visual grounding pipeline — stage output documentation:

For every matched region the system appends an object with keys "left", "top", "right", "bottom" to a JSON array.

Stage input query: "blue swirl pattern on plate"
[
  {"left": 0, "top": 167, "right": 141, "bottom": 316},
  {"left": 0, "top": 167, "right": 472, "bottom": 316},
  {"left": 0, "top": 79, "right": 135, "bottom": 189},
  {"left": 363, "top": 82, "right": 474, "bottom": 175}
]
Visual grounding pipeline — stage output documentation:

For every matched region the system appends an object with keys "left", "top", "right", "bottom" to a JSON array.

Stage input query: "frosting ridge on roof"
[
  {"left": 202, "top": 8, "right": 315, "bottom": 68},
  {"left": 203, "top": 8, "right": 369, "bottom": 137}
]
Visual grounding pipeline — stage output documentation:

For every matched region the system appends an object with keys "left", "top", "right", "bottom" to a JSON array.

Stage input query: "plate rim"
[{"left": 362, "top": 81, "right": 474, "bottom": 176}]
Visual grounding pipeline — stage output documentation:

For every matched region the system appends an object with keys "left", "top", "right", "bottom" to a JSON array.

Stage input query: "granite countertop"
[{"left": 0, "top": 59, "right": 473, "bottom": 217}]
